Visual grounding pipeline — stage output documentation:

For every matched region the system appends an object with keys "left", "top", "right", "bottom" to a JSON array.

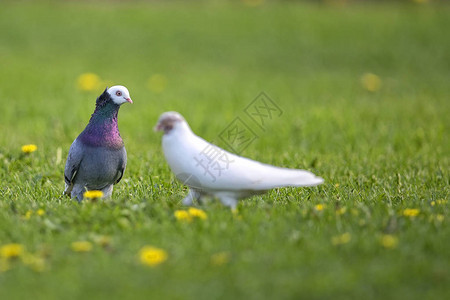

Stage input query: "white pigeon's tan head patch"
[{"left": 154, "top": 111, "right": 186, "bottom": 134}]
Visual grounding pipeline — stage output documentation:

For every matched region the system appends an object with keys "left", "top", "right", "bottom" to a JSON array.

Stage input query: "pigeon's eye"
[{"left": 116, "top": 91, "right": 122, "bottom": 96}]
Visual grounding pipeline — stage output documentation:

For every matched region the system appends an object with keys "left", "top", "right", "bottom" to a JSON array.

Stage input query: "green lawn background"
[{"left": 0, "top": 1, "right": 448, "bottom": 299}]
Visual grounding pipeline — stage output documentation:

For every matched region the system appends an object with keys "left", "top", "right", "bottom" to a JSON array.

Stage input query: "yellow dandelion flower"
[
  {"left": 22, "top": 254, "right": 46, "bottom": 272},
  {"left": 381, "top": 234, "right": 398, "bottom": 249},
  {"left": 436, "top": 214, "right": 444, "bottom": 222},
  {"left": 174, "top": 210, "right": 192, "bottom": 222},
  {"left": 403, "top": 208, "right": 420, "bottom": 217},
  {"left": 23, "top": 210, "right": 32, "bottom": 220},
  {"left": 432, "top": 199, "right": 447, "bottom": 206},
  {"left": 210, "top": 251, "right": 231, "bottom": 266},
  {"left": 331, "top": 233, "right": 351, "bottom": 245},
  {"left": 71, "top": 241, "right": 93, "bottom": 252},
  {"left": 21, "top": 144, "right": 37, "bottom": 154},
  {"left": 77, "top": 73, "right": 101, "bottom": 91},
  {"left": 0, "top": 243, "right": 24, "bottom": 259},
  {"left": 334, "top": 183, "right": 340, "bottom": 188},
  {"left": 83, "top": 190, "right": 104, "bottom": 200},
  {"left": 147, "top": 74, "right": 167, "bottom": 93},
  {"left": 361, "top": 73, "right": 382, "bottom": 92},
  {"left": 92, "top": 235, "right": 112, "bottom": 247},
  {"left": 336, "top": 207, "right": 347, "bottom": 215},
  {"left": 36, "top": 209, "right": 45, "bottom": 216},
  {"left": 315, "top": 204, "right": 325, "bottom": 211},
  {"left": 188, "top": 207, "right": 207, "bottom": 220},
  {"left": 139, "top": 246, "right": 168, "bottom": 267}
]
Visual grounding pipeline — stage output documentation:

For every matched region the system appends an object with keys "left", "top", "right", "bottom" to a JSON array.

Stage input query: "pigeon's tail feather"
[
  {"left": 282, "top": 169, "right": 324, "bottom": 187},
  {"left": 255, "top": 167, "right": 324, "bottom": 190}
]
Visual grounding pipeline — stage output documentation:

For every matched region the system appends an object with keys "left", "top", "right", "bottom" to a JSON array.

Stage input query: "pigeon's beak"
[
  {"left": 154, "top": 122, "right": 162, "bottom": 132},
  {"left": 125, "top": 97, "right": 133, "bottom": 104}
]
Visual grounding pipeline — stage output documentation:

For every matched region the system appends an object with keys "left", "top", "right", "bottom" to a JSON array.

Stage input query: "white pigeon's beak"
[
  {"left": 125, "top": 97, "right": 133, "bottom": 104},
  {"left": 154, "top": 122, "right": 162, "bottom": 132}
]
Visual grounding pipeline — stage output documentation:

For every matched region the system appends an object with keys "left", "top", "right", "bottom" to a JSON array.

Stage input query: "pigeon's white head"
[
  {"left": 154, "top": 111, "right": 187, "bottom": 134},
  {"left": 107, "top": 85, "right": 133, "bottom": 105}
]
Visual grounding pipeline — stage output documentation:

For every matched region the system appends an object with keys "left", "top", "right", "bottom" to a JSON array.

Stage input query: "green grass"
[{"left": 0, "top": 1, "right": 449, "bottom": 299}]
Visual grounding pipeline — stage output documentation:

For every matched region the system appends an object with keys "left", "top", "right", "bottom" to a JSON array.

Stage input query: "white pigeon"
[{"left": 154, "top": 111, "right": 324, "bottom": 209}]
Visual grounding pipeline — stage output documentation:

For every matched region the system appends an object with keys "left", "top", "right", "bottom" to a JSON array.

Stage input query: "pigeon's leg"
[
  {"left": 182, "top": 189, "right": 201, "bottom": 206},
  {"left": 218, "top": 196, "right": 238, "bottom": 210},
  {"left": 70, "top": 185, "right": 85, "bottom": 202},
  {"left": 74, "top": 191, "right": 84, "bottom": 202},
  {"left": 70, "top": 184, "right": 88, "bottom": 203}
]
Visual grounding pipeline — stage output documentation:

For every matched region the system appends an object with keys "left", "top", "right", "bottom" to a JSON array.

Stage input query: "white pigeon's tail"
[
  {"left": 265, "top": 167, "right": 324, "bottom": 188},
  {"left": 244, "top": 163, "right": 324, "bottom": 191}
]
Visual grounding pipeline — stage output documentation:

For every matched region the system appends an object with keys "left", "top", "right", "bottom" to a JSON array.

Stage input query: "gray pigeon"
[
  {"left": 64, "top": 85, "right": 132, "bottom": 201},
  {"left": 154, "top": 111, "right": 324, "bottom": 209}
]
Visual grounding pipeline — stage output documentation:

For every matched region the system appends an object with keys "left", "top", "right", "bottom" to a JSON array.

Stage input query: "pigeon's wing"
[
  {"left": 114, "top": 147, "right": 127, "bottom": 184},
  {"left": 64, "top": 139, "right": 84, "bottom": 195},
  {"left": 163, "top": 131, "right": 323, "bottom": 193}
]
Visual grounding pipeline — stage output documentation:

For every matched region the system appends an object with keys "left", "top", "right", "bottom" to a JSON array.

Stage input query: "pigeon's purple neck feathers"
[{"left": 79, "top": 90, "right": 124, "bottom": 149}]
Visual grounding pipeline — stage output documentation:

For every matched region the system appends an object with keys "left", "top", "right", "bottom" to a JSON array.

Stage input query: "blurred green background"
[{"left": 0, "top": 0, "right": 448, "bottom": 299}]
